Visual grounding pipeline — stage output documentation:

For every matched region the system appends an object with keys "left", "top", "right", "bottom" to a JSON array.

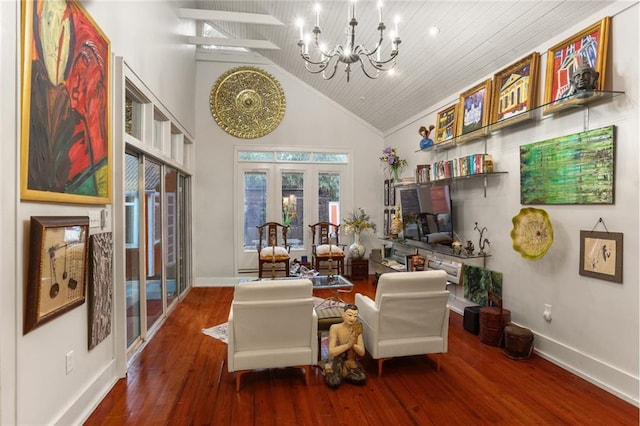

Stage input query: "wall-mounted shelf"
[
  {"left": 397, "top": 172, "right": 507, "bottom": 198},
  {"left": 380, "top": 237, "right": 490, "bottom": 262},
  {"left": 415, "top": 90, "right": 625, "bottom": 153}
]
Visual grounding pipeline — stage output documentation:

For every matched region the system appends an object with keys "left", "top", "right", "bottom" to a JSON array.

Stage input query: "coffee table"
[{"left": 258, "top": 274, "right": 353, "bottom": 291}]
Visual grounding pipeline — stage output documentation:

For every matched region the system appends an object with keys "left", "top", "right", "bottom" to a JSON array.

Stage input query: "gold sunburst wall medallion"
[{"left": 209, "top": 66, "right": 286, "bottom": 139}]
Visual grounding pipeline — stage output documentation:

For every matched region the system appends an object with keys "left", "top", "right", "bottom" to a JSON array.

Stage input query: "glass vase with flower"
[{"left": 380, "top": 146, "right": 408, "bottom": 181}]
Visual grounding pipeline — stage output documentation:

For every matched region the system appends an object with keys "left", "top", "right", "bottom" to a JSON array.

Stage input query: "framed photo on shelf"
[
  {"left": 20, "top": 0, "right": 112, "bottom": 204},
  {"left": 435, "top": 103, "right": 458, "bottom": 145},
  {"left": 25, "top": 216, "right": 90, "bottom": 334},
  {"left": 384, "top": 179, "right": 390, "bottom": 206},
  {"left": 388, "top": 182, "right": 396, "bottom": 206},
  {"left": 456, "top": 79, "right": 492, "bottom": 143},
  {"left": 491, "top": 53, "right": 540, "bottom": 130},
  {"left": 543, "top": 17, "right": 610, "bottom": 114},
  {"left": 579, "top": 230, "right": 622, "bottom": 283}
]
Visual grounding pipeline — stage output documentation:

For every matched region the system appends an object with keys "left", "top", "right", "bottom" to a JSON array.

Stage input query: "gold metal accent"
[{"left": 209, "top": 66, "right": 286, "bottom": 139}]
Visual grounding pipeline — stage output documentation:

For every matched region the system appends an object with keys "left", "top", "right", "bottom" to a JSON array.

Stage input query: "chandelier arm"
[
  {"left": 304, "top": 62, "right": 329, "bottom": 75},
  {"left": 301, "top": 52, "right": 331, "bottom": 67},
  {"left": 321, "top": 59, "right": 341, "bottom": 80},
  {"left": 358, "top": 59, "right": 380, "bottom": 79},
  {"left": 365, "top": 50, "right": 399, "bottom": 69}
]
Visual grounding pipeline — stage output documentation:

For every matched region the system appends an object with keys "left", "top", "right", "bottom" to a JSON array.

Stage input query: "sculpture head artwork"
[{"left": 571, "top": 62, "right": 599, "bottom": 94}]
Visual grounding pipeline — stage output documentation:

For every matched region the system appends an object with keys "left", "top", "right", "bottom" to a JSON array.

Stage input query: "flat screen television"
[{"left": 398, "top": 185, "right": 453, "bottom": 245}]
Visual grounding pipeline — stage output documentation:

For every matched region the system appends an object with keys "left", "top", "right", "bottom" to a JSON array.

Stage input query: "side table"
[{"left": 349, "top": 258, "right": 369, "bottom": 280}]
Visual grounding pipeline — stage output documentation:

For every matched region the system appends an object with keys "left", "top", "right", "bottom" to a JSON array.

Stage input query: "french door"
[{"left": 235, "top": 153, "right": 350, "bottom": 274}]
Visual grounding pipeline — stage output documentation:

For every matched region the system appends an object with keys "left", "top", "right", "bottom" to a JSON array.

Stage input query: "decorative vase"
[
  {"left": 349, "top": 232, "right": 366, "bottom": 259},
  {"left": 393, "top": 167, "right": 399, "bottom": 181}
]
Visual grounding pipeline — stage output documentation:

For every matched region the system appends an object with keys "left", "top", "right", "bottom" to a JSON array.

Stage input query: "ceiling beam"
[
  {"left": 187, "top": 36, "right": 280, "bottom": 50},
  {"left": 177, "top": 8, "right": 284, "bottom": 26}
]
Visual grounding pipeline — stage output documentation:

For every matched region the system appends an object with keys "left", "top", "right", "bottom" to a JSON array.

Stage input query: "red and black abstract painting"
[{"left": 21, "top": 0, "right": 111, "bottom": 204}]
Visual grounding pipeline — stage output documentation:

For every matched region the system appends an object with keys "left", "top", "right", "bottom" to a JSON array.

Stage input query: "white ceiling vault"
[{"left": 176, "top": 1, "right": 617, "bottom": 134}]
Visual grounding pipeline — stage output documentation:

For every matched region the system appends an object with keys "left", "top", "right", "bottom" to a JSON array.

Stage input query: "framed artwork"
[
  {"left": 491, "top": 53, "right": 540, "bottom": 130},
  {"left": 543, "top": 17, "right": 610, "bottom": 114},
  {"left": 21, "top": 0, "right": 112, "bottom": 204},
  {"left": 88, "top": 232, "right": 113, "bottom": 350},
  {"left": 25, "top": 216, "right": 90, "bottom": 334},
  {"left": 384, "top": 179, "right": 390, "bottom": 206},
  {"left": 434, "top": 104, "right": 458, "bottom": 145},
  {"left": 520, "top": 125, "right": 614, "bottom": 204},
  {"left": 579, "top": 231, "right": 623, "bottom": 283},
  {"left": 456, "top": 79, "right": 492, "bottom": 142},
  {"left": 462, "top": 264, "right": 503, "bottom": 306}
]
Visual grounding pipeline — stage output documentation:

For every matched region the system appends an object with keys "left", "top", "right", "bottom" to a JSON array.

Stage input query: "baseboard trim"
[
  {"left": 452, "top": 301, "right": 639, "bottom": 407},
  {"left": 532, "top": 331, "right": 639, "bottom": 407},
  {"left": 53, "top": 359, "right": 119, "bottom": 425}
]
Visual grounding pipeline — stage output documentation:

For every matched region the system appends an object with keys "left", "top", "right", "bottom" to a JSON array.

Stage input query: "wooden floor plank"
[{"left": 84, "top": 280, "right": 638, "bottom": 425}]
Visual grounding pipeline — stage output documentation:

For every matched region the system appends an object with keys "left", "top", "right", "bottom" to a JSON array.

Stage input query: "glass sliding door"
[
  {"left": 145, "top": 159, "right": 164, "bottom": 330},
  {"left": 125, "top": 152, "right": 142, "bottom": 347},
  {"left": 164, "top": 167, "right": 178, "bottom": 308},
  {"left": 178, "top": 174, "right": 191, "bottom": 296}
]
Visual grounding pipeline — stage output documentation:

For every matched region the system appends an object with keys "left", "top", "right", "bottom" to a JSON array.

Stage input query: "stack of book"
[{"left": 428, "top": 154, "right": 494, "bottom": 181}]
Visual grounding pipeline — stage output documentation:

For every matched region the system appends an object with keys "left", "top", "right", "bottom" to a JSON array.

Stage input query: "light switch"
[{"left": 88, "top": 211, "right": 101, "bottom": 228}]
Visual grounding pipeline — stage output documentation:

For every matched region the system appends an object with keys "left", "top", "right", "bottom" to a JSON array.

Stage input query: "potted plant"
[{"left": 343, "top": 208, "right": 377, "bottom": 258}]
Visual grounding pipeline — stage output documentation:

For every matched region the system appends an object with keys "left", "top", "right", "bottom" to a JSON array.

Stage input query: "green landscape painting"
[
  {"left": 520, "top": 126, "right": 615, "bottom": 204},
  {"left": 463, "top": 265, "right": 503, "bottom": 306}
]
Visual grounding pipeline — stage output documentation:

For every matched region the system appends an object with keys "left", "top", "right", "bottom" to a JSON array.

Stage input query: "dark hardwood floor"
[{"left": 85, "top": 277, "right": 638, "bottom": 425}]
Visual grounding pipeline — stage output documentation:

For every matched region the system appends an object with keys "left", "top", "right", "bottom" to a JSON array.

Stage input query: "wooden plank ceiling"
[{"left": 177, "top": 0, "right": 616, "bottom": 133}]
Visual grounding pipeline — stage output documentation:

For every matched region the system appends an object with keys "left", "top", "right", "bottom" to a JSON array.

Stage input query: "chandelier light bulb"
[
  {"left": 314, "top": 4, "right": 321, "bottom": 27},
  {"left": 296, "top": 18, "right": 304, "bottom": 41}
]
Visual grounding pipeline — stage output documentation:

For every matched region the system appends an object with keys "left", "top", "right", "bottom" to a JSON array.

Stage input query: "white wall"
[
  {"left": 1, "top": 1, "right": 196, "bottom": 424},
  {"left": 193, "top": 61, "right": 384, "bottom": 283},
  {"left": 384, "top": 2, "right": 639, "bottom": 404}
]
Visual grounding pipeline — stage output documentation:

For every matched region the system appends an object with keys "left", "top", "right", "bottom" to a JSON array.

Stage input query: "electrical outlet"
[
  {"left": 66, "top": 350, "right": 74, "bottom": 374},
  {"left": 543, "top": 304, "right": 552, "bottom": 322}
]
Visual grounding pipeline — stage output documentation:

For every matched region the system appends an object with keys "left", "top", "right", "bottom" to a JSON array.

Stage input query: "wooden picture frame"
[
  {"left": 543, "top": 17, "right": 610, "bottom": 114},
  {"left": 491, "top": 53, "right": 540, "bottom": 131},
  {"left": 25, "top": 216, "right": 90, "bottom": 334},
  {"left": 456, "top": 79, "right": 492, "bottom": 143},
  {"left": 20, "top": 0, "right": 112, "bottom": 204},
  {"left": 435, "top": 103, "right": 458, "bottom": 145},
  {"left": 579, "top": 231, "right": 623, "bottom": 283}
]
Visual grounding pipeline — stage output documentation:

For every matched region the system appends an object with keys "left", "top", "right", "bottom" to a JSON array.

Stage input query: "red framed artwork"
[
  {"left": 21, "top": 0, "right": 111, "bottom": 204},
  {"left": 543, "top": 17, "right": 610, "bottom": 114}
]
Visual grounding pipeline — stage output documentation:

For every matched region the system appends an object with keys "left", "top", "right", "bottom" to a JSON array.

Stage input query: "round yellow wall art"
[
  {"left": 209, "top": 66, "right": 286, "bottom": 139},
  {"left": 510, "top": 207, "right": 554, "bottom": 260}
]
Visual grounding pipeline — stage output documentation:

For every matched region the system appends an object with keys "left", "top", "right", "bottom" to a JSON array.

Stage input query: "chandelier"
[{"left": 297, "top": 1, "right": 401, "bottom": 82}]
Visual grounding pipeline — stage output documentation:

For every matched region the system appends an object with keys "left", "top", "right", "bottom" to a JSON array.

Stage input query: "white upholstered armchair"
[
  {"left": 227, "top": 279, "right": 318, "bottom": 391},
  {"left": 354, "top": 270, "right": 450, "bottom": 377}
]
